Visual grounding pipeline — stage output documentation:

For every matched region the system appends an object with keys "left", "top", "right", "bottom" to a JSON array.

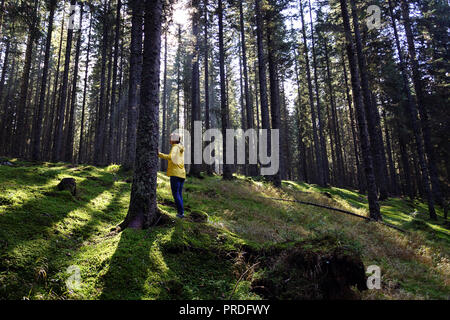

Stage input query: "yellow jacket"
[{"left": 158, "top": 144, "right": 186, "bottom": 179}]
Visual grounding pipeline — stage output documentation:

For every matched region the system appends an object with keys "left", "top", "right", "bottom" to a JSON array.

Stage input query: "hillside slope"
[{"left": 0, "top": 160, "right": 448, "bottom": 300}]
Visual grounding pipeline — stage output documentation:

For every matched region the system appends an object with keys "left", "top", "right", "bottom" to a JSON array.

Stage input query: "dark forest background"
[{"left": 0, "top": 0, "right": 448, "bottom": 223}]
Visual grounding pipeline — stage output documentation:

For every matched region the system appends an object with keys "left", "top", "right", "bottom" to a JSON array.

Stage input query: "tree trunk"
[
  {"left": 255, "top": 0, "right": 271, "bottom": 177},
  {"left": 45, "top": 2, "right": 66, "bottom": 160},
  {"left": 267, "top": 29, "right": 282, "bottom": 187},
  {"left": 0, "top": 0, "right": 5, "bottom": 39},
  {"left": 371, "top": 92, "right": 391, "bottom": 192},
  {"left": 325, "top": 99, "right": 337, "bottom": 184},
  {"left": 396, "top": 121, "right": 415, "bottom": 199},
  {"left": 399, "top": 0, "right": 442, "bottom": 210},
  {"left": 116, "top": 36, "right": 125, "bottom": 163},
  {"left": 107, "top": 0, "right": 122, "bottom": 164},
  {"left": 239, "top": 0, "right": 257, "bottom": 177},
  {"left": 16, "top": 4, "right": 38, "bottom": 158},
  {"left": 349, "top": 0, "right": 388, "bottom": 201},
  {"left": 280, "top": 76, "right": 291, "bottom": 180},
  {"left": 124, "top": 0, "right": 143, "bottom": 170},
  {"left": 190, "top": 0, "right": 202, "bottom": 177},
  {"left": 382, "top": 107, "right": 399, "bottom": 195},
  {"left": 1, "top": 42, "right": 17, "bottom": 155},
  {"left": 339, "top": 0, "right": 381, "bottom": 221},
  {"left": 342, "top": 55, "right": 364, "bottom": 193},
  {"left": 218, "top": 0, "right": 232, "bottom": 180},
  {"left": 389, "top": 0, "right": 437, "bottom": 219},
  {"left": 31, "top": 1, "right": 57, "bottom": 161},
  {"left": 65, "top": 2, "right": 84, "bottom": 163},
  {"left": 176, "top": 25, "right": 182, "bottom": 128},
  {"left": 94, "top": 1, "right": 111, "bottom": 166},
  {"left": 78, "top": 10, "right": 92, "bottom": 164},
  {"left": 204, "top": 0, "right": 213, "bottom": 175},
  {"left": 293, "top": 45, "right": 308, "bottom": 183},
  {"left": 308, "top": 0, "right": 329, "bottom": 185},
  {"left": 0, "top": 38, "right": 10, "bottom": 153},
  {"left": 53, "top": 0, "right": 76, "bottom": 162},
  {"left": 30, "top": 42, "right": 46, "bottom": 158},
  {"left": 104, "top": 27, "right": 114, "bottom": 163},
  {"left": 0, "top": 38, "right": 10, "bottom": 126},
  {"left": 254, "top": 62, "right": 260, "bottom": 134},
  {"left": 238, "top": 44, "right": 246, "bottom": 175},
  {"left": 161, "top": 28, "right": 169, "bottom": 172},
  {"left": 299, "top": 0, "right": 324, "bottom": 186},
  {"left": 323, "top": 37, "right": 344, "bottom": 186},
  {"left": 397, "top": 0, "right": 443, "bottom": 216},
  {"left": 120, "top": 0, "right": 163, "bottom": 230}
]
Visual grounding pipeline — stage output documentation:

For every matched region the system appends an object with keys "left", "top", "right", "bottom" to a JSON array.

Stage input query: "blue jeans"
[{"left": 170, "top": 176, "right": 185, "bottom": 217}]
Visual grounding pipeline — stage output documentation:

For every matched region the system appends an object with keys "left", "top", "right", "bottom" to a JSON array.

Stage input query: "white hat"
[{"left": 170, "top": 133, "right": 181, "bottom": 142}]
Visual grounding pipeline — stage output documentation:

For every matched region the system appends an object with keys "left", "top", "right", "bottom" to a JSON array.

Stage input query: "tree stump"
[
  {"left": 57, "top": 178, "right": 77, "bottom": 196},
  {"left": 189, "top": 210, "right": 208, "bottom": 223}
]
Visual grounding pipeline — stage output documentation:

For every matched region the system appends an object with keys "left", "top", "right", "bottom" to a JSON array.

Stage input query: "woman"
[{"left": 158, "top": 133, "right": 186, "bottom": 218}]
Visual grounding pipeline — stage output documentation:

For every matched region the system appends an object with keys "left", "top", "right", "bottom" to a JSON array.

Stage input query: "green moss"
[
  {"left": 188, "top": 210, "right": 209, "bottom": 223},
  {"left": 0, "top": 162, "right": 448, "bottom": 300},
  {"left": 0, "top": 195, "right": 14, "bottom": 206}
]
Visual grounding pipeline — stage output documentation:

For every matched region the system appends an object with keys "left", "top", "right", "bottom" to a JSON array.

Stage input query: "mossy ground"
[{"left": 0, "top": 159, "right": 448, "bottom": 300}]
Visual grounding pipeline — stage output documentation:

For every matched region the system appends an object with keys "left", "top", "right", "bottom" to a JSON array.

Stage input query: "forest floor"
[{"left": 0, "top": 159, "right": 448, "bottom": 300}]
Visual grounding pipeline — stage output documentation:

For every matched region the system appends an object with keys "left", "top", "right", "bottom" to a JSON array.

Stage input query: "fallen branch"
[
  {"left": 255, "top": 196, "right": 408, "bottom": 233},
  {"left": 228, "top": 262, "right": 260, "bottom": 300}
]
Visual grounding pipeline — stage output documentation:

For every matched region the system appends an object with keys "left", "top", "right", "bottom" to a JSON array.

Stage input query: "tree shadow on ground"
[
  {"left": 99, "top": 227, "right": 168, "bottom": 300},
  {"left": 0, "top": 166, "right": 119, "bottom": 299},
  {"left": 100, "top": 220, "right": 238, "bottom": 300}
]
